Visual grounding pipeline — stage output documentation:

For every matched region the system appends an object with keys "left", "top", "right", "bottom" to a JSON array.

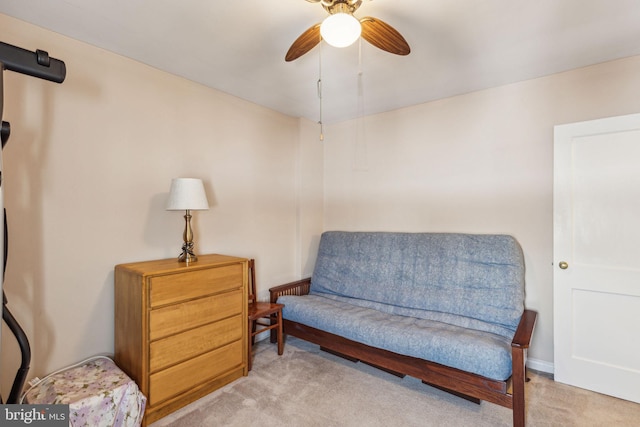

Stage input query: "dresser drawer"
[
  {"left": 149, "top": 339, "right": 243, "bottom": 406},
  {"left": 150, "top": 289, "right": 242, "bottom": 340},
  {"left": 149, "top": 263, "right": 243, "bottom": 307},
  {"left": 150, "top": 314, "right": 243, "bottom": 373}
]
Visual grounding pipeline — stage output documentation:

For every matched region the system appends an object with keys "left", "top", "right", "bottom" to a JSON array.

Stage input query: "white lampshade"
[
  {"left": 320, "top": 13, "right": 362, "bottom": 48},
  {"left": 166, "top": 178, "right": 209, "bottom": 211}
]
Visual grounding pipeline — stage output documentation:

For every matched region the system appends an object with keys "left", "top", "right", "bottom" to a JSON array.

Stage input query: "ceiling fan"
[{"left": 285, "top": 0, "right": 411, "bottom": 62}]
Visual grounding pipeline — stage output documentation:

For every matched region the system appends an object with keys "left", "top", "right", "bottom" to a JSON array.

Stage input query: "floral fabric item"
[{"left": 24, "top": 356, "right": 146, "bottom": 426}]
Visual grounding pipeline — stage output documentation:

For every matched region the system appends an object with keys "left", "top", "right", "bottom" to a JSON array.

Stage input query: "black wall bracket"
[{"left": 0, "top": 42, "right": 66, "bottom": 83}]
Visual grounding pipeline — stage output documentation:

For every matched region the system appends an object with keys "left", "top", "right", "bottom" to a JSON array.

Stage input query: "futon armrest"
[
  {"left": 511, "top": 309, "right": 537, "bottom": 349},
  {"left": 269, "top": 277, "right": 312, "bottom": 303}
]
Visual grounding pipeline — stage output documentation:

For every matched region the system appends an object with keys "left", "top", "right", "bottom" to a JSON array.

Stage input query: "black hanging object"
[
  {"left": 0, "top": 41, "right": 66, "bottom": 404},
  {"left": 3, "top": 209, "right": 31, "bottom": 404}
]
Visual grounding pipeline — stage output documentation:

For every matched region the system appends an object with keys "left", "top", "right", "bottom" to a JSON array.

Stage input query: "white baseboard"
[
  {"left": 253, "top": 330, "right": 272, "bottom": 342},
  {"left": 527, "top": 357, "right": 554, "bottom": 375}
]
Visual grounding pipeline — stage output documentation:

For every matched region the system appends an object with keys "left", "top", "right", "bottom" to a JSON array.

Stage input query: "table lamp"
[{"left": 166, "top": 178, "right": 209, "bottom": 262}]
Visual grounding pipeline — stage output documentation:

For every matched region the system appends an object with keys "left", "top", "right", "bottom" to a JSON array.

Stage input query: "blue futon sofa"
[{"left": 270, "top": 231, "right": 537, "bottom": 427}]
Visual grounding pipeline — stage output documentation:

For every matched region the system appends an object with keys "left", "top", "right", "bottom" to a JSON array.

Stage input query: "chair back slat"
[{"left": 248, "top": 258, "right": 257, "bottom": 304}]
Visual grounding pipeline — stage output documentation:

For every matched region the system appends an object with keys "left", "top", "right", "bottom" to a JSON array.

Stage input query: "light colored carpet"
[{"left": 151, "top": 337, "right": 640, "bottom": 427}]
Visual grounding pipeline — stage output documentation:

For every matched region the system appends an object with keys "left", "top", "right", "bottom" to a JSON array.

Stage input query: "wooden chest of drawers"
[{"left": 114, "top": 254, "right": 248, "bottom": 426}]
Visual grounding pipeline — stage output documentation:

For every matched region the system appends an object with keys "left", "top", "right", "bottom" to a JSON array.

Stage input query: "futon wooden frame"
[{"left": 270, "top": 278, "right": 537, "bottom": 427}]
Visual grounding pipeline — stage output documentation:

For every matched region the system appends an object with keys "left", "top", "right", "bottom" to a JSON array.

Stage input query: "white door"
[{"left": 554, "top": 113, "right": 640, "bottom": 403}]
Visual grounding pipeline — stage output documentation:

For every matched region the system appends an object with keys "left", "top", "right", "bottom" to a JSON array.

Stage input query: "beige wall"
[
  {"left": 3, "top": 11, "right": 640, "bottom": 395},
  {"left": 322, "top": 55, "right": 640, "bottom": 367},
  {"left": 0, "top": 14, "right": 324, "bottom": 396}
]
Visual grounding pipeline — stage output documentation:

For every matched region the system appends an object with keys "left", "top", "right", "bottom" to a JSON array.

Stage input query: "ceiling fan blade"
[
  {"left": 360, "top": 17, "right": 410, "bottom": 56},
  {"left": 285, "top": 23, "right": 322, "bottom": 62}
]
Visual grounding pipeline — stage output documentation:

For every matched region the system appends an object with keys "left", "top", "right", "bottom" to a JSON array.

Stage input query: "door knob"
[{"left": 559, "top": 261, "right": 569, "bottom": 270}]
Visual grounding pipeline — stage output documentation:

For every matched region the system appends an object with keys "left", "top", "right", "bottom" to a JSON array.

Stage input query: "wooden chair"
[{"left": 247, "top": 259, "right": 284, "bottom": 371}]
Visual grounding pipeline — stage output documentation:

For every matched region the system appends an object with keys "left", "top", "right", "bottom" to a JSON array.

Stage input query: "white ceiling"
[{"left": 2, "top": 0, "right": 640, "bottom": 123}]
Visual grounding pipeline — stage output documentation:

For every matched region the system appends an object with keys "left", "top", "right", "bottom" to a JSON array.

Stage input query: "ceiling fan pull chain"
[
  {"left": 318, "top": 41, "right": 324, "bottom": 141},
  {"left": 358, "top": 37, "right": 363, "bottom": 100},
  {"left": 317, "top": 77, "right": 324, "bottom": 141},
  {"left": 354, "top": 37, "right": 367, "bottom": 171}
]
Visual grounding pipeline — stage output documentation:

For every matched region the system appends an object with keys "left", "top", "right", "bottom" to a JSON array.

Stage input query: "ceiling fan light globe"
[{"left": 320, "top": 13, "right": 362, "bottom": 48}]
